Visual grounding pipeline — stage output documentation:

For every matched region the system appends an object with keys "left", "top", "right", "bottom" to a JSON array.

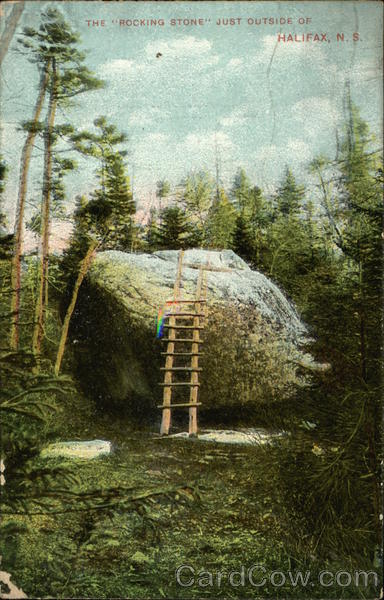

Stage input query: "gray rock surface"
[
  {"left": 90, "top": 249, "right": 308, "bottom": 344},
  {"left": 72, "top": 248, "right": 317, "bottom": 412}
]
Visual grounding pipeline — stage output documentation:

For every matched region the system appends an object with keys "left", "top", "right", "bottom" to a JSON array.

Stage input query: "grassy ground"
[{"left": 2, "top": 393, "right": 380, "bottom": 599}]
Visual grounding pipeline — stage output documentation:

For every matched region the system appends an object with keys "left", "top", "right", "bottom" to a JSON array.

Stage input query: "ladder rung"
[
  {"left": 158, "top": 382, "right": 200, "bottom": 387},
  {"left": 161, "top": 338, "right": 204, "bottom": 343},
  {"left": 163, "top": 325, "right": 204, "bottom": 330},
  {"left": 161, "top": 352, "right": 204, "bottom": 356},
  {"left": 157, "top": 402, "right": 202, "bottom": 408},
  {"left": 166, "top": 312, "right": 206, "bottom": 317},
  {"left": 160, "top": 367, "right": 202, "bottom": 371},
  {"left": 166, "top": 299, "right": 207, "bottom": 303}
]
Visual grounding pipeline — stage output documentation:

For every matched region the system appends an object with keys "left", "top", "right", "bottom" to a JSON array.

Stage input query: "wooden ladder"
[{"left": 158, "top": 250, "right": 208, "bottom": 436}]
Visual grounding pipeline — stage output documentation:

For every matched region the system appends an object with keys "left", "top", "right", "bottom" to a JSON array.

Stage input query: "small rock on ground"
[{"left": 41, "top": 439, "right": 112, "bottom": 460}]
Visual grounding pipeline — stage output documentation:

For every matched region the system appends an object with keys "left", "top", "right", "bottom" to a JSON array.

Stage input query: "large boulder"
[{"left": 71, "top": 249, "right": 316, "bottom": 421}]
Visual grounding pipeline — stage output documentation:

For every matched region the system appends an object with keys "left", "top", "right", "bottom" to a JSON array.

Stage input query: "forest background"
[{"left": 0, "top": 2, "right": 383, "bottom": 598}]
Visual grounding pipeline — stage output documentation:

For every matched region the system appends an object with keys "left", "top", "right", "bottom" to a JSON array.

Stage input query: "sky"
[{"left": 0, "top": 0, "right": 383, "bottom": 246}]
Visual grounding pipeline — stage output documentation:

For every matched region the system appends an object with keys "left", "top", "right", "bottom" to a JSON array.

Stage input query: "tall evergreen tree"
[
  {"left": 282, "top": 103, "right": 384, "bottom": 559},
  {"left": 180, "top": 170, "right": 214, "bottom": 245},
  {"left": 206, "top": 188, "right": 236, "bottom": 249},
  {"left": 10, "top": 63, "right": 50, "bottom": 350},
  {"left": 156, "top": 180, "right": 170, "bottom": 213},
  {"left": 246, "top": 186, "right": 272, "bottom": 268},
  {"left": 9, "top": 8, "right": 103, "bottom": 354},
  {"left": 102, "top": 151, "right": 135, "bottom": 250},
  {"left": 232, "top": 213, "right": 254, "bottom": 261},
  {"left": 26, "top": 10, "right": 103, "bottom": 356},
  {"left": 145, "top": 207, "right": 159, "bottom": 250},
  {"left": 61, "top": 194, "right": 93, "bottom": 279},
  {"left": 230, "top": 167, "right": 252, "bottom": 213},
  {"left": 72, "top": 116, "right": 135, "bottom": 251},
  {"left": 275, "top": 167, "right": 305, "bottom": 217},
  {"left": 156, "top": 205, "right": 189, "bottom": 249}
]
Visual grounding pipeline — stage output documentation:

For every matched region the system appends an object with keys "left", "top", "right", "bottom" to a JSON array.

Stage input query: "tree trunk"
[
  {"left": 54, "top": 240, "right": 98, "bottom": 376},
  {"left": 10, "top": 62, "right": 50, "bottom": 350},
  {"left": 0, "top": 1, "right": 25, "bottom": 65},
  {"left": 32, "top": 59, "right": 58, "bottom": 356}
]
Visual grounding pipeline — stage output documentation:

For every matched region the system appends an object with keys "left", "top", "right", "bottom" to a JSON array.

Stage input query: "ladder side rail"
[
  {"left": 189, "top": 267, "right": 204, "bottom": 436},
  {"left": 160, "top": 250, "right": 184, "bottom": 435}
]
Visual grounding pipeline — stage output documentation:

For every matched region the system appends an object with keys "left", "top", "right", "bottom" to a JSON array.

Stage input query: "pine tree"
[
  {"left": 156, "top": 205, "right": 189, "bottom": 249},
  {"left": 29, "top": 11, "right": 103, "bottom": 356},
  {"left": 156, "top": 180, "right": 170, "bottom": 213},
  {"left": 232, "top": 213, "right": 254, "bottom": 261},
  {"left": 275, "top": 103, "right": 384, "bottom": 561},
  {"left": 230, "top": 167, "right": 252, "bottom": 212},
  {"left": 102, "top": 152, "right": 135, "bottom": 250},
  {"left": 246, "top": 186, "right": 272, "bottom": 268},
  {"left": 72, "top": 117, "right": 135, "bottom": 250},
  {"left": 145, "top": 207, "right": 159, "bottom": 250},
  {"left": 275, "top": 167, "right": 305, "bottom": 217},
  {"left": 10, "top": 64, "right": 50, "bottom": 350},
  {"left": 206, "top": 188, "right": 236, "bottom": 249},
  {"left": 332, "top": 105, "right": 382, "bottom": 541},
  {"left": 10, "top": 8, "right": 103, "bottom": 355},
  {"left": 179, "top": 171, "right": 214, "bottom": 245},
  {"left": 61, "top": 195, "right": 93, "bottom": 279}
]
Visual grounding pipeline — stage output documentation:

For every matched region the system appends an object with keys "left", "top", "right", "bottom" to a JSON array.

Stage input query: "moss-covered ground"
[{"left": 1, "top": 391, "right": 380, "bottom": 599}]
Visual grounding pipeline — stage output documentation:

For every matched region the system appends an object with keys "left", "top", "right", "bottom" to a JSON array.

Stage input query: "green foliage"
[
  {"left": 263, "top": 104, "right": 383, "bottom": 562},
  {"left": 71, "top": 116, "right": 135, "bottom": 251},
  {"left": 61, "top": 195, "right": 93, "bottom": 280},
  {"left": 230, "top": 178, "right": 272, "bottom": 266},
  {"left": 0, "top": 348, "right": 78, "bottom": 521},
  {"left": 3, "top": 431, "right": 379, "bottom": 599},
  {"left": 179, "top": 171, "right": 215, "bottom": 245},
  {"left": 26, "top": 155, "right": 75, "bottom": 235},
  {"left": 144, "top": 207, "right": 159, "bottom": 250},
  {"left": 232, "top": 213, "right": 254, "bottom": 260},
  {"left": 156, "top": 205, "right": 191, "bottom": 250},
  {"left": 230, "top": 167, "right": 252, "bottom": 212},
  {"left": 156, "top": 179, "right": 171, "bottom": 203},
  {"left": 206, "top": 188, "right": 236, "bottom": 249},
  {"left": 275, "top": 167, "right": 305, "bottom": 217}
]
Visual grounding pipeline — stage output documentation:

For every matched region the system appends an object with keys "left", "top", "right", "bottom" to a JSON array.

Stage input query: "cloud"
[
  {"left": 219, "top": 107, "right": 247, "bottom": 128},
  {"left": 145, "top": 36, "right": 212, "bottom": 59},
  {"left": 286, "top": 139, "right": 312, "bottom": 162},
  {"left": 348, "top": 57, "right": 383, "bottom": 83},
  {"left": 128, "top": 107, "right": 167, "bottom": 127},
  {"left": 231, "top": 34, "right": 339, "bottom": 82},
  {"left": 292, "top": 96, "right": 342, "bottom": 140},
  {"left": 145, "top": 132, "right": 170, "bottom": 144},
  {"left": 253, "top": 138, "right": 311, "bottom": 184},
  {"left": 98, "top": 36, "right": 219, "bottom": 88},
  {"left": 174, "top": 131, "right": 239, "bottom": 177},
  {"left": 226, "top": 57, "right": 243, "bottom": 70},
  {"left": 99, "top": 59, "right": 137, "bottom": 75},
  {"left": 180, "top": 131, "right": 234, "bottom": 155},
  {"left": 99, "top": 36, "right": 214, "bottom": 79}
]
